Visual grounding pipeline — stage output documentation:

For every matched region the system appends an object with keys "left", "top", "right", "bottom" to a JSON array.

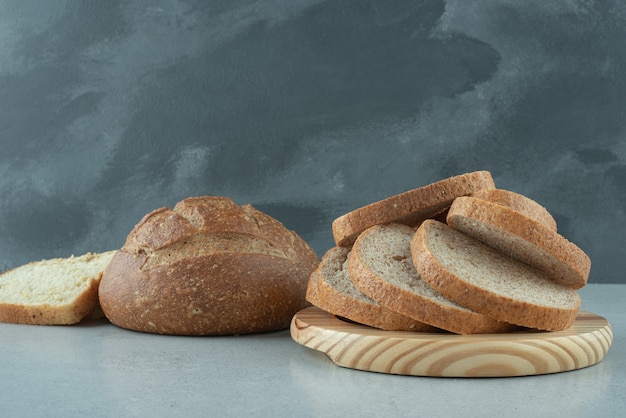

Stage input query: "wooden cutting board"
[{"left": 290, "top": 307, "right": 613, "bottom": 377}]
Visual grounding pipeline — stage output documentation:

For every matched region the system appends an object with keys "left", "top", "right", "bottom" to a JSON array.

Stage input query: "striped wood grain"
[{"left": 290, "top": 307, "right": 612, "bottom": 377}]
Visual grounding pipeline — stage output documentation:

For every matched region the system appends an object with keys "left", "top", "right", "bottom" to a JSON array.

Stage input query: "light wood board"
[{"left": 290, "top": 307, "right": 613, "bottom": 377}]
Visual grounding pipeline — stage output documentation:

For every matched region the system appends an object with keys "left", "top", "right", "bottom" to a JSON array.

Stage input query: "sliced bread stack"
[
  {"left": 308, "top": 245, "right": 438, "bottom": 332},
  {"left": 305, "top": 171, "right": 590, "bottom": 334}
]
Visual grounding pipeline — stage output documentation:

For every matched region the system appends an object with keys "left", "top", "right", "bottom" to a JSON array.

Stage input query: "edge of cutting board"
[{"left": 290, "top": 307, "right": 613, "bottom": 377}]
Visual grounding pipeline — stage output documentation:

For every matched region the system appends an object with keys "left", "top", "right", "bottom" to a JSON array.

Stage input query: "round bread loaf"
[{"left": 99, "top": 196, "right": 319, "bottom": 335}]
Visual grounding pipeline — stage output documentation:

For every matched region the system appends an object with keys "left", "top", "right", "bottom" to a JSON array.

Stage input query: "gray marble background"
[{"left": 1, "top": 0, "right": 624, "bottom": 283}]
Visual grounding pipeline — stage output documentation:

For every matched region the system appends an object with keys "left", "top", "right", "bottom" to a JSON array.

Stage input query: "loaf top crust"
[{"left": 125, "top": 196, "right": 317, "bottom": 265}]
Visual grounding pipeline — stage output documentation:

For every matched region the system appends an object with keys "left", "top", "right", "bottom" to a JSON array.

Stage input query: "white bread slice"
[
  {"left": 332, "top": 171, "right": 495, "bottom": 247},
  {"left": 0, "top": 251, "right": 116, "bottom": 325},
  {"left": 411, "top": 220, "right": 581, "bottom": 331},
  {"left": 470, "top": 188, "right": 557, "bottom": 231},
  {"left": 347, "top": 223, "right": 517, "bottom": 334},
  {"left": 315, "top": 246, "right": 437, "bottom": 332},
  {"left": 447, "top": 196, "right": 590, "bottom": 289}
]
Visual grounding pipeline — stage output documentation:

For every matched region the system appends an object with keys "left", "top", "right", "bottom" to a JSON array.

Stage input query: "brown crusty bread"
[
  {"left": 411, "top": 220, "right": 581, "bottom": 331},
  {"left": 347, "top": 223, "right": 517, "bottom": 334},
  {"left": 99, "top": 196, "right": 319, "bottom": 335},
  {"left": 314, "top": 246, "right": 437, "bottom": 332},
  {"left": 446, "top": 196, "right": 590, "bottom": 289},
  {"left": 332, "top": 171, "right": 496, "bottom": 247},
  {"left": 305, "top": 265, "right": 323, "bottom": 308},
  {"left": 470, "top": 188, "right": 557, "bottom": 231},
  {"left": 0, "top": 251, "right": 115, "bottom": 325}
]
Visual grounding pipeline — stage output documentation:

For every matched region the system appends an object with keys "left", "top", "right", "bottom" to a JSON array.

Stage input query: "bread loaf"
[
  {"left": 331, "top": 171, "right": 496, "bottom": 247},
  {"left": 347, "top": 223, "right": 517, "bottom": 334},
  {"left": 411, "top": 220, "right": 581, "bottom": 331},
  {"left": 312, "top": 246, "right": 437, "bottom": 332},
  {"left": 0, "top": 251, "right": 115, "bottom": 325},
  {"left": 99, "top": 196, "right": 319, "bottom": 335},
  {"left": 447, "top": 196, "right": 590, "bottom": 289}
]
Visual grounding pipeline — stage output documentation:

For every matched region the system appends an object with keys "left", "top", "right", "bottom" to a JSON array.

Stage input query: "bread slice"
[
  {"left": 332, "top": 171, "right": 496, "bottom": 247},
  {"left": 470, "top": 189, "right": 557, "bottom": 231},
  {"left": 0, "top": 251, "right": 116, "bottom": 325},
  {"left": 446, "top": 196, "right": 590, "bottom": 289},
  {"left": 304, "top": 265, "right": 323, "bottom": 308},
  {"left": 347, "top": 223, "right": 517, "bottom": 334},
  {"left": 411, "top": 220, "right": 581, "bottom": 331},
  {"left": 315, "top": 246, "right": 437, "bottom": 332}
]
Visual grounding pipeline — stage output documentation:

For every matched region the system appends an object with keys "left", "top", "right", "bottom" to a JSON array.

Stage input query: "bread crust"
[
  {"left": 99, "top": 196, "right": 319, "bottom": 335},
  {"left": 331, "top": 171, "right": 496, "bottom": 247},
  {"left": 347, "top": 223, "right": 517, "bottom": 334},
  {"left": 470, "top": 189, "right": 557, "bottom": 231},
  {"left": 305, "top": 266, "right": 323, "bottom": 307},
  {"left": 314, "top": 247, "right": 437, "bottom": 332},
  {"left": 447, "top": 196, "right": 590, "bottom": 289},
  {"left": 411, "top": 220, "right": 581, "bottom": 331}
]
